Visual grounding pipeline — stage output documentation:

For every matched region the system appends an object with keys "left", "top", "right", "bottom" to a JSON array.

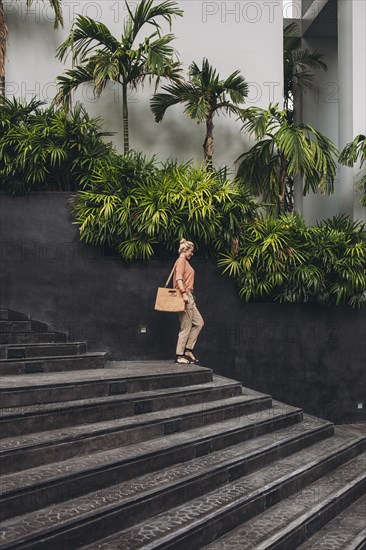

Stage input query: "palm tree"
[
  {"left": 150, "top": 58, "right": 249, "bottom": 166},
  {"left": 339, "top": 134, "right": 366, "bottom": 206},
  {"left": 284, "top": 22, "right": 328, "bottom": 116},
  {"left": 55, "top": 0, "right": 183, "bottom": 152},
  {"left": 236, "top": 103, "right": 338, "bottom": 216},
  {"left": 0, "top": 0, "right": 63, "bottom": 96}
]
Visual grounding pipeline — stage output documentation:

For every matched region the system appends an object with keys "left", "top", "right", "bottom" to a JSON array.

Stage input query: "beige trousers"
[{"left": 176, "top": 292, "right": 204, "bottom": 355}]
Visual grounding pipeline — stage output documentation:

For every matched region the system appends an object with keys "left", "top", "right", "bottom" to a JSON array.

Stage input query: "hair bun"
[{"left": 178, "top": 238, "right": 194, "bottom": 254}]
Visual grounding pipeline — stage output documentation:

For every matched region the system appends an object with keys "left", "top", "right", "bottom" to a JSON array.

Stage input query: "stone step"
[
  {"left": 0, "top": 309, "right": 29, "bottom": 321},
  {"left": 0, "top": 320, "right": 48, "bottom": 333},
  {"left": 0, "top": 351, "right": 108, "bottom": 375},
  {"left": 205, "top": 449, "right": 366, "bottom": 550},
  {"left": 0, "top": 362, "right": 213, "bottom": 408},
  {"left": 0, "top": 375, "right": 243, "bottom": 437},
  {"left": 79, "top": 432, "right": 366, "bottom": 550},
  {"left": 297, "top": 494, "right": 366, "bottom": 550},
  {"left": 0, "top": 392, "right": 272, "bottom": 474},
  {"left": 0, "top": 342, "right": 88, "bottom": 360},
  {"left": 0, "top": 331, "right": 68, "bottom": 345},
  {"left": 0, "top": 401, "right": 303, "bottom": 520},
  {"left": 0, "top": 413, "right": 331, "bottom": 548}
]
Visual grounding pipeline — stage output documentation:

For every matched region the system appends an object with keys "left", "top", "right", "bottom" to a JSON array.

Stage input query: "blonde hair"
[{"left": 178, "top": 238, "right": 194, "bottom": 254}]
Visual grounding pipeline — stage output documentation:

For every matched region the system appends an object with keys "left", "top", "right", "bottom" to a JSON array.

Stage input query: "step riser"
[
  {"left": 269, "top": 478, "right": 366, "bottom": 549},
  {"left": 1, "top": 413, "right": 327, "bottom": 530},
  {"left": 0, "top": 427, "right": 352, "bottom": 550},
  {"left": 0, "top": 333, "right": 68, "bottom": 344},
  {"left": 0, "top": 398, "right": 272, "bottom": 475},
  {"left": 0, "top": 355, "right": 106, "bottom": 375},
  {"left": 0, "top": 371, "right": 213, "bottom": 408},
  {"left": 1, "top": 343, "right": 88, "bottom": 359},
  {"left": 159, "top": 440, "right": 366, "bottom": 550},
  {"left": 1, "top": 411, "right": 305, "bottom": 521},
  {"left": 347, "top": 530, "right": 366, "bottom": 550},
  {"left": 0, "top": 385, "right": 243, "bottom": 438},
  {"left": 0, "top": 321, "right": 48, "bottom": 333},
  {"left": 0, "top": 309, "right": 29, "bottom": 321}
]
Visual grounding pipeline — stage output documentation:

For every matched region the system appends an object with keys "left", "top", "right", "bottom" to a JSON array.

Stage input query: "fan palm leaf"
[
  {"left": 339, "top": 134, "right": 366, "bottom": 206},
  {"left": 237, "top": 104, "right": 338, "bottom": 215}
]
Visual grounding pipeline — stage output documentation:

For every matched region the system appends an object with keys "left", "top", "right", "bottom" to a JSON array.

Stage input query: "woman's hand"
[{"left": 182, "top": 292, "right": 189, "bottom": 304}]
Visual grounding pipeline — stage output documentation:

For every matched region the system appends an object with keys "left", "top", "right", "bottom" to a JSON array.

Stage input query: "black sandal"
[
  {"left": 174, "top": 354, "right": 195, "bottom": 365},
  {"left": 184, "top": 348, "right": 200, "bottom": 365}
]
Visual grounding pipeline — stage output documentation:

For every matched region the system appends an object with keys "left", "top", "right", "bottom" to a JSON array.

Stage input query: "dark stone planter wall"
[{"left": 0, "top": 192, "right": 365, "bottom": 423}]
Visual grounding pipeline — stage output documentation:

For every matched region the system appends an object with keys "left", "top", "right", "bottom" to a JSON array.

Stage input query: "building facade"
[
  {"left": 3, "top": 0, "right": 365, "bottom": 223},
  {"left": 289, "top": 0, "right": 366, "bottom": 223}
]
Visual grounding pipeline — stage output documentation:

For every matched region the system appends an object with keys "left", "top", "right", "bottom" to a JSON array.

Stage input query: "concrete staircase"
[{"left": 0, "top": 308, "right": 365, "bottom": 550}]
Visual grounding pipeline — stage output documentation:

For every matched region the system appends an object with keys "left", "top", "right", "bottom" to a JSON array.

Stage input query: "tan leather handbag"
[{"left": 154, "top": 262, "right": 186, "bottom": 312}]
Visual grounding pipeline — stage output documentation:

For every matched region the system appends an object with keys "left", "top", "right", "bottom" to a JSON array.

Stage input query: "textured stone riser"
[
  {"left": 156, "top": 442, "right": 366, "bottom": 550},
  {"left": 0, "top": 397, "right": 272, "bottom": 475},
  {"left": 182, "top": 479, "right": 366, "bottom": 550},
  {"left": 0, "top": 407, "right": 305, "bottom": 520},
  {"left": 0, "top": 332, "right": 68, "bottom": 345},
  {"left": 0, "top": 354, "right": 107, "bottom": 375},
  {"left": 266, "top": 478, "right": 366, "bottom": 549},
  {"left": 0, "top": 417, "right": 330, "bottom": 541},
  {"left": 0, "top": 383, "right": 243, "bottom": 438},
  {"left": 1, "top": 343, "right": 88, "bottom": 360},
  {"left": 297, "top": 494, "right": 366, "bottom": 550},
  {"left": 35, "top": 444, "right": 364, "bottom": 550},
  {"left": 0, "top": 321, "right": 48, "bottom": 333},
  {"left": 92, "top": 443, "right": 365, "bottom": 550},
  {"left": 0, "top": 371, "right": 214, "bottom": 408},
  {"left": 206, "top": 468, "right": 366, "bottom": 550}
]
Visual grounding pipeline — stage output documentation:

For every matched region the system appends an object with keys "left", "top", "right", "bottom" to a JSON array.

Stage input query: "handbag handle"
[{"left": 164, "top": 260, "right": 179, "bottom": 288}]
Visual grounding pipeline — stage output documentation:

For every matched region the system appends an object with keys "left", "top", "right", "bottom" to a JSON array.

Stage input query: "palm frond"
[
  {"left": 124, "top": 0, "right": 183, "bottom": 46},
  {"left": 56, "top": 15, "right": 119, "bottom": 63},
  {"left": 26, "top": 0, "right": 63, "bottom": 29}
]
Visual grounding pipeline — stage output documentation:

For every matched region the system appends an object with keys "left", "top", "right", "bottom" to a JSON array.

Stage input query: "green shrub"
[
  {"left": 0, "top": 97, "right": 115, "bottom": 194},
  {"left": 218, "top": 213, "right": 366, "bottom": 308},
  {"left": 69, "top": 152, "right": 261, "bottom": 260},
  {"left": 339, "top": 134, "right": 366, "bottom": 206}
]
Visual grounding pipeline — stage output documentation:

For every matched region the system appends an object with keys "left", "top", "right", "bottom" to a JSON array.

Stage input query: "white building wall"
[
  {"left": 338, "top": 0, "right": 366, "bottom": 223},
  {"left": 4, "top": 0, "right": 284, "bottom": 169},
  {"left": 298, "top": 0, "right": 366, "bottom": 224}
]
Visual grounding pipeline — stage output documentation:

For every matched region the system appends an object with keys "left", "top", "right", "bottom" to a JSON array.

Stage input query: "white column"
[
  {"left": 338, "top": 0, "right": 366, "bottom": 222},
  {"left": 352, "top": 0, "right": 366, "bottom": 222}
]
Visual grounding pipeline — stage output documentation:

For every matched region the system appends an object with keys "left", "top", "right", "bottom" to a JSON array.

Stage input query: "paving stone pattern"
[
  {"left": 205, "top": 455, "right": 366, "bottom": 549},
  {"left": 81, "top": 446, "right": 365, "bottom": 550},
  {"left": 297, "top": 494, "right": 366, "bottom": 549},
  {"left": 0, "top": 414, "right": 329, "bottom": 545},
  {"left": 0, "top": 308, "right": 365, "bottom": 550},
  {"left": 1, "top": 401, "right": 295, "bottom": 495}
]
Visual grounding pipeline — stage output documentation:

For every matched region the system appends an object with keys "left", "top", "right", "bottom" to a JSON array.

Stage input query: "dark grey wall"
[{"left": 1, "top": 193, "right": 365, "bottom": 423}]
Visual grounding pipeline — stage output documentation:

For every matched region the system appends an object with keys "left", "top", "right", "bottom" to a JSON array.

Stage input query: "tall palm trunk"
[
  {"left": 122, "top": 83, "right": 129, "bottom": 153},
  {"left": 0, "top": 0, "right": 8, "bottom": 97},
  {"left": 203, "top": 114, "right": 214, "bottom": 168}
]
